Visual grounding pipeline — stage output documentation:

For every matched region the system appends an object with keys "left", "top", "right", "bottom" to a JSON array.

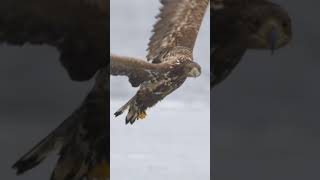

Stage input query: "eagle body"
[
  {"left": 136, "top": 47, "right": 198, "bottom": 108},
  {"left": 114, "top": 47, "right": 202, "bottom": 124},
  {"left": 212, "top": 0, "right": 292, "bottom": 87}
]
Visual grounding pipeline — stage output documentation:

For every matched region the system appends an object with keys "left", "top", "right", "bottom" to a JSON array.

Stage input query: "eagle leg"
[
  {"left": 137, "top": 111, "right": 147, "bottom": 120},
  {"left": 87, "top": 160, "right": 109, "bottom": 180}
]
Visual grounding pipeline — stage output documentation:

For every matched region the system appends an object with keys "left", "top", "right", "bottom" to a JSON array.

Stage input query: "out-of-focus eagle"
[
  {"left": 13, "top": 68, "right": 108, "bottom": 180},
  {"left": 111, "top": 0, "right": 209, "bottom": 124},
  {"left": 211, "top": 0, "right": 292, "bottom": 87},
  {"left": 0, "top": 0, "right": 107, "bottom": 81},
  {"left": 0, "top": 0, "right": 108, "bottom": 179}
]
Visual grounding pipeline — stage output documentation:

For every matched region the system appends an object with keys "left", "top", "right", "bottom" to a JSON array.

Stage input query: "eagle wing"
[
  {"left": 0, "top": 0, "right": 107, "bottom": 81},
  {"left": 212, "top": 0, "right": 224, "bottom": 10},
  {"left": 147, "top": 0, "right": 209, "bottom": 63},
  {"left": 212, "top": 0, "right": 266, "bottom": 10},
  {"left": 111, "top": 54, "right": 170, "bottom": 87},
  {"left": 211, "top": 0, "right": 247, "bottom": 87},
  {"left": 211, "top": 45, "right": 246, "bottom": 87}
]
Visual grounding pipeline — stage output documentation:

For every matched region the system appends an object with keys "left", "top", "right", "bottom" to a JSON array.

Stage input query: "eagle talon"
[
  {"left": 88, "top": 160, "right": 109, "bottom": 180},
  {"left": 137, "top": 111, "right": 147, "bottom": 120}
]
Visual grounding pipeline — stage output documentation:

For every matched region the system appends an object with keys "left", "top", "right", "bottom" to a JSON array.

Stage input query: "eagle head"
[
  {"left": 185, "top": 61, "right": 201, "bottom": 78},
  {"left": 242, "top": 3, "right": 292, "bottom": 53}
]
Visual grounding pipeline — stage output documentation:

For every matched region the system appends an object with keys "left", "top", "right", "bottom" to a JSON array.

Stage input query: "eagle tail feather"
[
  {"left": 12, "top": 115, "right": 76, "bottom": 175},
  {"left": 126, "top": 105, "right": 146, "bottom": 125},
  {"left": 114, "top": 96, "right": 136, "bottom": 117},
  {"left": 125, "top": 106, "right": 138, "bottom": 124},
  {"left": 49, "top": 151, "right": 87, "bottom": 180},
  {"left": 12, "top": 133, "right": 62, "bottom": 175},
  {"left": 115, "top": 96, "right": 147, "bottom": 124}
]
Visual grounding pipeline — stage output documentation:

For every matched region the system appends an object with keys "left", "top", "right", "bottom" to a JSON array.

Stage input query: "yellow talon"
[
  {"left": 88, "top": 160, "right": 109, "bottom": 180},
  {"left": 138, "top": 111, "right": 147, "bottom": 120}
]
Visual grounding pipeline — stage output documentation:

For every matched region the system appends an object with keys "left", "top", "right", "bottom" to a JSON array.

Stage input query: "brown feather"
[
  {"left": 110, "top": 54, "right": 170, "bottom": 87},
  {"left": 147, "top": 0, "right": 209, "bottom": 63}
]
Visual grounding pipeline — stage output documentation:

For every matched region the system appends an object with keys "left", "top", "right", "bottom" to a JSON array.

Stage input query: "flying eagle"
[
  {"left": 0, "top": 0, "right": 108, "bottom": 179},
  {"left": 111, "top": 0, "right": 209, "bottom": 124},
  {"left": 12, "top": 68, "right": 108, "bottom": 180},
  {"left": 211, "top": 0, "right": 292, "bottom": 87}
]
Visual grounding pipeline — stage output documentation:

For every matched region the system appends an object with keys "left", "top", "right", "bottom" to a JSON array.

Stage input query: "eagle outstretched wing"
[
  {"left": 0, "top": 0, "right": 107, "bottom": 81},
  {"left": 211, "top": 0, "right": 292, "bottom": 88},
  {"left": 111, "top": 54, "right": 171, "bottom": 87},
  {"left": 147, "top": 0, "right": 209, "bottom": 63},
  {"left": 13, "top": 68, "right": 108, "bottom": 180}
]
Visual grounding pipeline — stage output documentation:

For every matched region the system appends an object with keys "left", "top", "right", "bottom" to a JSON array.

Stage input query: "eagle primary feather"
[
  {"left": 211, "top": 0, "right": 292, "bottom": 87},
  {"left": 147, "top": 0, "right": 209, "bottom": 63},
  {"left": 111, "top": 0, "right": 208, "bottom": 124}
]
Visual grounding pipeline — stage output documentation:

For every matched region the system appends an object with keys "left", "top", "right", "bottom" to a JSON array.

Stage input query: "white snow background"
[{"left": 110, "top": 0, "right": 210, "bottom": 179}]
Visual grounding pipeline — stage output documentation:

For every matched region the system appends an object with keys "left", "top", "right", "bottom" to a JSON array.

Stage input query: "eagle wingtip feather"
[{"left": 114, "top": 111, "right": 122, "bottom": 117}]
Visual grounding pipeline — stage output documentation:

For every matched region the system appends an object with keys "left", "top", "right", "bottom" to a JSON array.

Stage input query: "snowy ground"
[{"left": 111, "top": 100, "right": 210, "bottom": 180}]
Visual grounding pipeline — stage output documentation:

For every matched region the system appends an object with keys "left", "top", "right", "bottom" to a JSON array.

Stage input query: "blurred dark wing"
[
  {"left": 212, "top": 0, "right": 266, "bottom": 10},
  {"left": 0, "top": 0, "right": 107, "bottom": 81},
  {"left": 212, "top": 0, "right": 224, "bottom": 10},
  {"left": 111, "top": 55, "right": 167, "bottom": 87},
  {"left": 212, "top": 44, "right": 246, "bottom": 88},
  {"left": 147, "top": 0, "right": 209, "bottom": 63},
  {"left": 211, "top": 0, "right": 248, "bottom": 87}
]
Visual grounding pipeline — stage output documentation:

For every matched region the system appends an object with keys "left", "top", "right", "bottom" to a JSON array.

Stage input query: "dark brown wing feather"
[
  {"left": 110, "top": 55, "right": 169, "bottom": 87},
  {"left": 212, "top": 0, "right": 266, "bottom": 10},
  {"left": 147, "top": 0, "right": 208, "bottom": 63},
  {"left": 0, "top": 0, "right": 107, "bottom": 81},
  {"left": 212, "top": 45, "right": 246, "bottom": 87}
]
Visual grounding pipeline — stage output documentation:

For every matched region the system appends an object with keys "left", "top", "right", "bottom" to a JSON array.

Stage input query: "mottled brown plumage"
[
  {"left": 212, "top": 0, "right": 292, "bottom": 87},
  {"left": 111, "top": 54, "right": 169, "bottom": 87},
  {"left": 112, "top": 0, "right": 208, "bottom": 124}
]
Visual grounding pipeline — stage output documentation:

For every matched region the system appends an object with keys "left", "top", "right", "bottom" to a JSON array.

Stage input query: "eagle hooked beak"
[
  {"left": 188, "top": 67, "right": 201, "bottom": 77},
  {"left": 269, "top": 27, "right": 278, "bottom": 55}
]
